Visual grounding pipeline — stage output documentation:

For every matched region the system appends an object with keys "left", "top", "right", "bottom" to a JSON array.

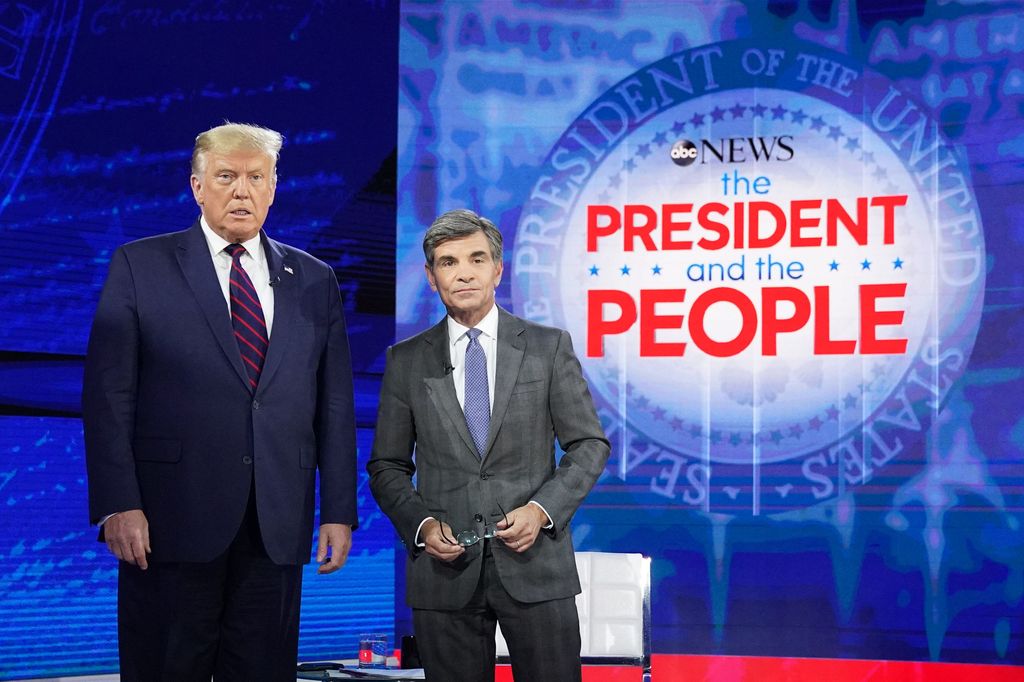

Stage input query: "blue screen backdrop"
[
  {"left": 1, "top": 0, "right": 1023, "bottom": 679},
  {"left": 0, "top": 1, "right": 399, "bottom": 679}
]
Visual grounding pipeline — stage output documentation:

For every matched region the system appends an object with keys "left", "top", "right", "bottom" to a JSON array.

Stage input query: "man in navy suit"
[{"left": 83, "top": 122, "right": 357, "bottom": 681}]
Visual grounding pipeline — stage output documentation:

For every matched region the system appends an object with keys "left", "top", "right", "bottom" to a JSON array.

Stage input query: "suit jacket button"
[
  {"left": 479, "top": 472, "right": 488, "bottom": 480},
  {"left": 252, "top": 400, "right": 261, "bottom": 410},
  {"left": 474, "top": 514, "right": 483, "bottom": 522},
  {"left": 242, "top": 456, "right": 253, "bottom": 464}
]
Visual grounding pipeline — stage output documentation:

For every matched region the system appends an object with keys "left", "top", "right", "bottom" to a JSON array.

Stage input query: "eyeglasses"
[{"left": 440, "top": 503, "right": 509, "bottom": 547}]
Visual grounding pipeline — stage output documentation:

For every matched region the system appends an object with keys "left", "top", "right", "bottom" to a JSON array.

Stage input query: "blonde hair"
[{"left": 191, "top": 122, "right": 283, "bottom": 181}]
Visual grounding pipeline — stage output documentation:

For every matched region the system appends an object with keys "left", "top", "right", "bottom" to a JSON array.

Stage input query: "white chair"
[{"left": 496, "top": 552, "right": 651, "bottom": 677}]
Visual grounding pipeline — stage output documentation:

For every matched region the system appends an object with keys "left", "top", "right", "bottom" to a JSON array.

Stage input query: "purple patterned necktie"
[
  {"left": 463, "top": 328, "right": 490, "bottom": 457},
  {"left": 224, "top": 244, "right": 267, "bottom": 392}
]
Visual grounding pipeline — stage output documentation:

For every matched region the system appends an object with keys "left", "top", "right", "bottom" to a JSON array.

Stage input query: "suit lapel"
[
  {"left": 483, "top": 308, "right": 525, "bottom": 462},
  {"left": 255, "top": 235, "right": 296, "bottom": 395},
  {"left": 421, "top": 319, "right": 480, "bottom": 460},
  {"left": 176, "top": 221, "right": 250, "bottom": 392}
]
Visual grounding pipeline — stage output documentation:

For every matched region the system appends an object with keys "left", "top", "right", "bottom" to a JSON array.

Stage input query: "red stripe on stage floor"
[{"left": 494, "top": 655, "right": 1022, "bottom": 681}]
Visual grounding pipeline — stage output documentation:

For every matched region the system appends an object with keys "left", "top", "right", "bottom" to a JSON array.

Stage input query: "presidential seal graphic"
[{"left": 513, "top": 39, "right": 985, "bottom": 514}]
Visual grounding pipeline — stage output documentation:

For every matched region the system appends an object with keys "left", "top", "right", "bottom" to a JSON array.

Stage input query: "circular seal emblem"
[
  {"left": 512, "top": 39, "right": 985, "bottom": 515},
  {"left": 0, "top": 1, "right": 81, "bottom": 216}
]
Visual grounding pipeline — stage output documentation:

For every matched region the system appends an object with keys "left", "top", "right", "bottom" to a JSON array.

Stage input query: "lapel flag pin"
[{"left": 284, "top": 266, "right": 294, "bottom": 275}]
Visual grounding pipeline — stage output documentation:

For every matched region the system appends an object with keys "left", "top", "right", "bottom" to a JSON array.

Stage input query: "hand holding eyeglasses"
[
  {"left": 494, "top": 503, "right": 549, "bottom": 554},
  {"left": 422, "top": 519, "right": 466, "bottom": 562}
]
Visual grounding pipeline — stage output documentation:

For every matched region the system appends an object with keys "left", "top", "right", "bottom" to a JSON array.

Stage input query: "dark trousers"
[
  {"left": 117, "top": 495, "right": 303, "bottom": 682},
  {"left": 413, "top": 547, "right": 582, "bottom": 682}
]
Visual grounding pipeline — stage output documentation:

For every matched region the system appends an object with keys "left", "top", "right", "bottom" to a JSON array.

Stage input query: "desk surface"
[{"left": 296, "top": 659, "right": 424, "bottom": 681}]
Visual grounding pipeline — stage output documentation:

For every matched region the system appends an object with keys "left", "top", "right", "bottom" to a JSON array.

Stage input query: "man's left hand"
[
  {"left": 495, "top": 504, "right": 548, "bottom": 553},
  {"left": 316, "top": 523, "right": 352, "bottom": 574}
]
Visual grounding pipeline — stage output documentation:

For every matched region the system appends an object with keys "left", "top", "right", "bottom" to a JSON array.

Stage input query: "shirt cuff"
[
  {"left": 98, "top": 512, "right": 119, "bottom": 527},
  {"left": 414, "top": 517, "right": 435, "bottom": 547},
  {"left": 528, "top": 501, "right": 554, "bottom": 529}
]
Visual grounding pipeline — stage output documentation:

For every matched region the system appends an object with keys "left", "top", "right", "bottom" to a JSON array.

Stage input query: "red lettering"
[
  {"left": 661, "top": 203, "right": 693, "bottom": 250},
  {"left": 812, "top": 286, "right": 856, "bottom": 354},
  {"left": 762, "top": 287, "right": 811, "bottom": 355},
  {"left": 640, "top": 289, "right": 687, "bottom": 356},
  {"left": 587, "top": 289, "right": 636, "bottom": 357},
  {"left": 860, "top": 283, "right": 908, "bottom": 354},
  {"left": 587, "top": 204, "right": 619, "bottom": 252},
  {"left": 688, "top": 288, "right": 758, "bottom": 357},
  {"left": 789, "top": 199, "right": 822, "bottom": 247},
  {"left": 624, "top": 204, "right": 657, "bottom": 251},
  {"left": 747, "top": 201, "right": 787, "bottom": 248}
]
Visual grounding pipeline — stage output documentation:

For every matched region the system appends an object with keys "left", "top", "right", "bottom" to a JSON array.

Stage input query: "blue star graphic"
[
  {"left": 589, "top": 265, "right": 599, "bottom": 276},
  {"left": 810, "top": 116, "right": 826, "bottom": 131},
  {"left": 710, "top": 106, "right": 726, "bottom": 121},
  {"left": 689, "top": 112, "right": 705, "bottom": 127},
  {"left": 620, "top": 264, "right": 631, "bottom": 275},
  {"left": 861, "top": 259, "right": 871, "bottom": 270},
  {"left": 751, "top": 103, "right": 768, "bottom": 117},
  {"left": 843, "top": 394, "right": 858, "bottom": 408},
  {"left": 790, "top": 109, "right": 807, "bottom": 124},
  {"left": 637, "top": 143, "right": 652, "bottom": 158},
  {"left": 623, "top": 158, "right": 636, "bottom": 172},
  {"left": 652, "top": 264, "right": 662, "bottom": 275},
  {"left": 829, "top": 260, "right": 839, "bottom": 271},
  {"left": 872, "top": 167, "right": 888, "bottom": 180},
  {"left": 827, "top": 125, "right": 843, "bottom": 140},
  {"left": 729, "top": 103, "right": 746, "bottom": 118},
  {"left": 861, "top": 150, "right": 875, "bottom": 164},
  {"left": 893, "top": 257, "right": 904, "bottom": 269},
  {"left": 609, "top": 173, "right": 622, "bottom": 188},
  {"left": 652, "top": 131, "right": 668, "bottom": 146},
  {"left": 671, "top": 121, "right": 686, "bottom": 134},
  {"left": 845, "top": 136, "right": 860, "bottom": 151},
  {"left": 771, "top": 104, "right": 787, "bottom": 119}
]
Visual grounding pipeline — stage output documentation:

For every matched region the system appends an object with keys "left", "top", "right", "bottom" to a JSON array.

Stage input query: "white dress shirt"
[
  {"left": 199, "top": 216, "right": 275, "bottom": 335},
  {"left": 447, "top": 305, "right": 499, "bottom": 411}
]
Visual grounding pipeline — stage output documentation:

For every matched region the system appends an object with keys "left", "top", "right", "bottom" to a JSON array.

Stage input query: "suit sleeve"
[
  {"left": 315, "top": 268, "right": 359, "bottom": 527},
  {"left": 82, "top": 247, "right": 143, "bottom": 525},
  {"left": 529, "top": 329, "right": 610, "bottom": 534},
  {"left": 366, "top": 346, "right": 430, "bottom": 553}
]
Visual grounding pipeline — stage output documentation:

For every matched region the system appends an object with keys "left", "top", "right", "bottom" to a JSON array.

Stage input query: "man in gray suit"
[{"left": 368, "top": 209, "right": 609, "bottom": 681}]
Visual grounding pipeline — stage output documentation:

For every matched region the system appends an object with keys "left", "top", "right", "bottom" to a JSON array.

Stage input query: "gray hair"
[
  {"left": 423, "top": 209, "right": 503, "bottom": 267},
  {"left": 191, "top": 122, "right": 283, "bottom": 181}
]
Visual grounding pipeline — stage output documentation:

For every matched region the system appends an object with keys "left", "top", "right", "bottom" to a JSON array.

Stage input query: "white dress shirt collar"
[
  {"left": 199, "top": 216, "right": 263, "bottom": 260},
  {"left": 446, "top": 303, "right": 499, "bottom": 346}
]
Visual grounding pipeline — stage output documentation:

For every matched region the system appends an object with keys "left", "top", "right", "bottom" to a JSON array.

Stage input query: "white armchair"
[{"left": 496, "top": 552, "right": 651, "bottom": 676}]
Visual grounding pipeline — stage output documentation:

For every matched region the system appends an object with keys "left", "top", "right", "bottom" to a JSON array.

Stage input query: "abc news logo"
[{"left": 670, "top": 136, "right": 795, "bottom": 167}]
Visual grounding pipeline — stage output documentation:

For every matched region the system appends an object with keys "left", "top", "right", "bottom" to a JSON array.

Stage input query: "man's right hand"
[
  {"left": 103, "top": 509, "right": 151, "bottom": 570},
  {"left": 421, "top": 519, "right": 465, "bottom": 563}
]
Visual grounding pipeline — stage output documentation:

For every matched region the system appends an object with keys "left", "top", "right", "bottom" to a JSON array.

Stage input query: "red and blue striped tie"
[{"left": 224, "top": 244, "right": 267, "bottom": 391}]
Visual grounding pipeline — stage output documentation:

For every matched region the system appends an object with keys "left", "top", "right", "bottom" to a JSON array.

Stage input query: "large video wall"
[
  {"left": 0, "top": 2, "right": 398, "bottom": 679},
  {"left": 397, "top": 0, "right": 1023, "bottom": 665}
]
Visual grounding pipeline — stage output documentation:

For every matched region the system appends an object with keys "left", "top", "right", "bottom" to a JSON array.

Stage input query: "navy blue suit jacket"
[{"left": 83, "top": 221, "right": 357, "bottom": 565}]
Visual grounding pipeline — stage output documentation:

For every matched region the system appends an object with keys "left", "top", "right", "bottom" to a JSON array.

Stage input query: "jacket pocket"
[
  {"left": 132, "top": 438, "right": 181, "bottom": 462},
  {"left": 512, "top": 379, "right": 544, "bottom": 394}
]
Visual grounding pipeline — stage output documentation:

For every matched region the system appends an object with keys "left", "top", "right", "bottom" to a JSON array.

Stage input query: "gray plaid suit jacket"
[{"left": 367, "top": 307, "right": 610, "bottom": 609}]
